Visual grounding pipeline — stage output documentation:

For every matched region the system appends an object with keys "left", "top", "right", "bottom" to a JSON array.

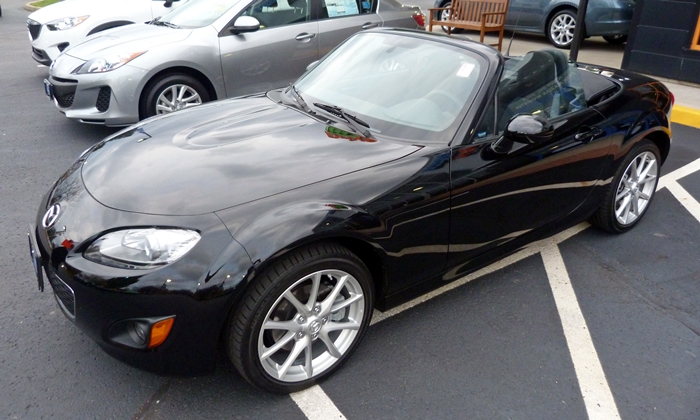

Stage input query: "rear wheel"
[
  {"left": 227, "top": 243, "right": 374, "bottom": 393},
  {"left": 140, "top": 73, "right": 210, "bottom": 120},
  {"left": 438, "top": 2, "right": 463, "bottom": 34},
  {"left": 591, "top": 140, "right": 660, "bottom": 233},
  {"left": 547, "top": 9, "right": 577, "bottom": 49}
]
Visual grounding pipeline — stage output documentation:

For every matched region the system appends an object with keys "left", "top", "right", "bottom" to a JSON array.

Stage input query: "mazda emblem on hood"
[{"left": 42, "top": 204, "right": 61, "bottom": 229}]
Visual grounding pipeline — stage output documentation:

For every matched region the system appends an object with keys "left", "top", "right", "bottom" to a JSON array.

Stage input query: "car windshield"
[
  {"left": 294, "top": 32, "right": 486, "bottom": 143},
  {"left": 161, "top": 0, "right": 242, "bottom": 28}
]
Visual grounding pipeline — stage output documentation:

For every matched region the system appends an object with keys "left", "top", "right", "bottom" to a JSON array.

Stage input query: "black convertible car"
[{"left": 29, "top": 28, "right": 673, "bottom": 393}]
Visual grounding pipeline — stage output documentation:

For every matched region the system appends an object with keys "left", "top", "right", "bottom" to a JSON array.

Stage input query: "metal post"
[{"left": 569, "top": 0, "right": 589, "bottom": 62}]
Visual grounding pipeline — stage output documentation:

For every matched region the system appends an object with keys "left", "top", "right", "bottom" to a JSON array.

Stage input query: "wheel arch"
[
  {"left": 139, "top": 66, "right": 218, "bottom": 120},
  {"left": 86, "top": 21, "right": 135, "bottom": 36}
]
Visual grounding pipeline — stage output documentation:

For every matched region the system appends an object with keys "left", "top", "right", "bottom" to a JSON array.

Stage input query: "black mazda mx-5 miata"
[{"left": 29, "top": 28, "right": 673, "bottom": 393}]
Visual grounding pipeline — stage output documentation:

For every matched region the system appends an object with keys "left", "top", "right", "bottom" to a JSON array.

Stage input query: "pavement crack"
[{"left": 132, "top": 379, "right": 172, "bottom": 420}]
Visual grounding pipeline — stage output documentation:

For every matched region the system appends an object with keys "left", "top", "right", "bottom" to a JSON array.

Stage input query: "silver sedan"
[{"left": 45, "top": 0, "right": 425, "bottom": 126}]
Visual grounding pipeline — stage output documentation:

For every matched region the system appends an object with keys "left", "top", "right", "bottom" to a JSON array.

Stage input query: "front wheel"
[
  {"left": 227, "top": 243, "right": 374, "bottom": 393},
  {"left": 140, "top": 73, "right": 210, "bottom": 120},
  {"left": 547, "top": 9, "right": 577, "bottom": 49},
  {"left": 591, "top": 140, "right": 661, "bottom": 233}
]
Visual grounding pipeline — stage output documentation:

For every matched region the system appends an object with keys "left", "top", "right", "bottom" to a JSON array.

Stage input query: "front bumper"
[
  {"left": 27, "top": 19, "right": 75, "bottom": 65},
  {"left": 30, "top": 159, "right": 253, "bottom": 374},
  {"left": 47, "top": 53, "right": 147, "bottom": 126}
]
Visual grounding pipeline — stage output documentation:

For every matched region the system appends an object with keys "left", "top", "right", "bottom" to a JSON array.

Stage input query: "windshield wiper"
[
  {"left": 151, "top": 19, "right": 180, "bottom": 29},
  {"left": 286, "top": 85, "right": 311, "bottom": 113},
  {"left": 312, "top": 102, "right": 371, "bottom": 138}
]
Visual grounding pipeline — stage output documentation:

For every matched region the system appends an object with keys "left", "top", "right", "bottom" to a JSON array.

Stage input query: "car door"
[
  {"left": 446, "top": 52, "right": 613, "bottom": 279},
  {"left": 219, "top": 0, "right": 319, "bottom": 97},
  {"left": 315, "top": 0, "right": 382, "bottom": 58}
]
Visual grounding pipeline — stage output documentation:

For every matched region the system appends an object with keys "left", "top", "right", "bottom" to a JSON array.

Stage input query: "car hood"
[
  {"left": 64, "top": 24, "right": 192, "bottom": 61},
  {"left": 81, "top": 96, "right": 422, "bottom": 216},
  {"left": 29, "top": 0, "right": 116, "bottom": 24}
]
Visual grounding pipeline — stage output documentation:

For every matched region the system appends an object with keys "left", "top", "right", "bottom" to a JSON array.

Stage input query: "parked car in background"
[
  {"left": 30, "top": 28, "right": 672, "bottom": 393},
  {"left": 433, "top": 0, "right": 635, "bottom": 48},
  {"left": 27, "top": 0, "right": 191, "bottom": 65},
  {"left": 44, "top": 0, "right": 424, "bottom": 126}
]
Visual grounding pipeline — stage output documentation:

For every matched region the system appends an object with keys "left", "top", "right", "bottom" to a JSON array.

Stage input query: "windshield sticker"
[
  {"left": 456, "top": 62, "right": 475, "bottom": 78},
  {"left": 325, "top": 0, "right": 360, "bottom": 17}
]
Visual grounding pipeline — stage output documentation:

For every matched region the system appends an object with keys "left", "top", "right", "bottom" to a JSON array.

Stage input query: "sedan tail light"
[{"left": 412, "top": 12, "right": 426, "bottom": 28}]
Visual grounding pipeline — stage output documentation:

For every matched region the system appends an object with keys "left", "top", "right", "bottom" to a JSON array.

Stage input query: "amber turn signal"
[{"left": 148, "top": 317, "right": 175, "bottom": 348}]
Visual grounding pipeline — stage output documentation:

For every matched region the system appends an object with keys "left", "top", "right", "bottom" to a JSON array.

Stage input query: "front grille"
[
  {"left": 56, "top": 93, "right": 74, "bottom": 108},
  {"left": 96, "top": 87, "right": 111, "bottom": 112},
  {"left": 27, "top": 19, "right": 42, "bottom": 40},
  {"left": 47, "top": 271, "right": 76, "bottom": 320}
]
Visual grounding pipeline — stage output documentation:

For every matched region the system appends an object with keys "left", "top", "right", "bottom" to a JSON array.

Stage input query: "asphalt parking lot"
[{"left": 2, "top": 1, "right": 700, "bottom": 419}]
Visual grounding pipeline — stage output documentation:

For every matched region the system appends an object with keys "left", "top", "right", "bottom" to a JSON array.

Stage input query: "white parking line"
[
  {"left": 290, "top": 385, "right": 346, "bottom": 420},
  {"left": 541, "top": 246, "right": 621, "bottom": 420},
  {"left": 664, "top": 181, "right": 700, "bottom": 224},
  {"left": 292, "top": 159, "right": 700, "bottom": 420}
]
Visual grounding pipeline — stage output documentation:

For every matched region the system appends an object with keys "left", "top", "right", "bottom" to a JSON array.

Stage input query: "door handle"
[
  {"left": 361, "top": 22, "right": 380, "bottom": 29},
  {"left": 295, "top": 32, "right": 317, "bottom": 41},
  {"left": 574, "top": 127, "right": 604, "bottom": 142}
]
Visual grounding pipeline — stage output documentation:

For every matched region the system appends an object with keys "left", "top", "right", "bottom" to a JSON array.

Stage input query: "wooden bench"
[{"left": 428, "top": 0, "right": 510, "bottom": 52}]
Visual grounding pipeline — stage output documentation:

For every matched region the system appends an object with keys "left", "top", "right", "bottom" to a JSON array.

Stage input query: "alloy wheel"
[
  {"left": 614, "top": 151, "right": 658, "bottom": 226},
  {"left": 550, "top": 13, "right": 576, "bottom": 47},
  {"left": 155, "top": 84, "right": 203, "bottom": 114},
  {"left": 257, "top": 269, "right": 365, "bottom": 383}
]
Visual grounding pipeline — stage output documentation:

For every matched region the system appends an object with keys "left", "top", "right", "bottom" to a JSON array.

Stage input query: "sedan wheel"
[
  {"left": 603, "top": 35, "right": 628, "bottom": 45},
  {"left": 591, "top": 140, "right": 660, "bottom": 233},
  {"left": 439, "top": 2, "right": 463, "bottom": 34},
  {"left": 228, "top": 243, "right": 373, "bottom": 393},
  {"left": 547, "top": 10, "right": 577, "bottom": 49},
  {"left": 141, "top": 73, "right": 211, "bottom": 120}
]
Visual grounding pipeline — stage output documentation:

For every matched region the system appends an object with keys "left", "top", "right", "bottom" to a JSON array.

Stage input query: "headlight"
[
  {"left": 84, "top": 228, "right": 201, "bottom": 268},
  {"left": 46, "top": 15, "right": 89, "bottom": 31},
  {"left": 73, "top": 51, "right": 146, "bottom": 74}
]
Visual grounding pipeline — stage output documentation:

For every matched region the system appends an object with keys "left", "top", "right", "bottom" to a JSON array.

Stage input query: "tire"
[
  {"left": 603, "top": 35, "right": 628, "bottom": 45},
  {"left": 590, "top": 139, "right": 661, "bottom": 233},
  {"left": 547, "top": 9, "right": 577, "bottom": 49},
  {"left": 140, "top": 73, "right": 210, "bottom": 120},
  {"left": 227, "top": 242, "right": 374, "bottom": 393},
  {"left": 438, "top": 2, "right": 463, "bottom": 34}
]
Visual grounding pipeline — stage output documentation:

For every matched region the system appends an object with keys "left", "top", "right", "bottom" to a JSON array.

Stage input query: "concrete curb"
[
  {"left": 24, "top": 2, "right": 40, "bottom": 11},
  {"left": 671, "top": 105, "right": 700, "bottom": 130}
]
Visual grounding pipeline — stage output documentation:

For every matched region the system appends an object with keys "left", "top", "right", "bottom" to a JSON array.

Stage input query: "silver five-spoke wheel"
[
  {"left": 591, "top": 139, "right": 661, "bottom": 233},
  {"left": 228, "top": 243, "right": 373, "bottom": 393},
  {"left": 155, "top": 84, "right": 203, "bottom": 114},
  {"left": 614, "top": 151, "right": 658, "bottom": 226},
  {"left": 258, "top": 269, "right": 365, "bottom": 383}
]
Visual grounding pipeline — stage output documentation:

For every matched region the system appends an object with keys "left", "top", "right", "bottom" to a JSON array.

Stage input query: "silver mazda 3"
[{"left": 45, "top": 0, "right": 425, "bottom": 126}]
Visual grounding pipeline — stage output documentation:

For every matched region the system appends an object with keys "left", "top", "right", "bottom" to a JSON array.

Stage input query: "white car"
[{"left": 27, "top": 0, "right": 190, "bottom": 65}]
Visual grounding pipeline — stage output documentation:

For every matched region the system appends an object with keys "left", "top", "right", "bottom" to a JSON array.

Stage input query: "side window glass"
[
  {"left": 495, "top": 50, "right": 588, "bottom": 134},
  {"left": 319, "top": 0, "right": 373, "bottom": 20},
  {"left": 241, "top": 0, "right": 310, "bottom": 29}
]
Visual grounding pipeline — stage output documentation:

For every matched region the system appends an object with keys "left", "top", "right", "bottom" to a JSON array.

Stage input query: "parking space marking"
[
  {"left": 291, "top": 385, "right": 346, "bottom": 420},
  {"left": 542, "top": 246, "right": 621, "bottom": 420},
  {"left": 293, "top": 159, "right": 700, "bottom": 420},
  {"left": 664, "top": 181, "right": 700, "bottom": 224}
]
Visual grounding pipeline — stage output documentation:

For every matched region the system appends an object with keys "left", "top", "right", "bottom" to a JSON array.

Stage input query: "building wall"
[{"left": 621, "top": 0, "right": 700, "bottom": 84}]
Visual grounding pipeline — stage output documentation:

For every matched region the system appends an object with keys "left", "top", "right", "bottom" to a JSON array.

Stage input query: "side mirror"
[
  {"left": 504, "top": 114, "right": 554, "bottom": 144},
  {"left": 306, "top": 60, "right": 319, "bottom": 72},
  {"left": 164, "top": 0, "right": 173, "bottom": 7},
  {"left": 229, "top": 16, "right": 261, "bottom": 35}
]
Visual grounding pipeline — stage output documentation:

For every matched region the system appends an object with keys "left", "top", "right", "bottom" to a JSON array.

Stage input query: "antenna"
[{"left": 505, "top": 7, "right": 523, "bottom": 57}]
